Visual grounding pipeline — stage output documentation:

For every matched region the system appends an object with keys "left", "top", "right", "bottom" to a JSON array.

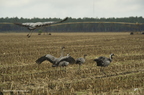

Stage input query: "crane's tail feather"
[
  {"left": 36, "top": 56, "right": 47, "bottom": 64},
  {"left": 94, "top": 59, "right": 103, "bottom": 66}
]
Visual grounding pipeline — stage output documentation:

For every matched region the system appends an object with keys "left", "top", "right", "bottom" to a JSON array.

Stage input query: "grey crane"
[
  {"left": 36, "top": 47, "right": 65, "bottom": 64},
  {"left": 56, "top": 53, "right": 75, "bottom": 65},
  {"left": 94, "top": 54, "right": 114, "bottom": 74},
  {"left": 36, "top": 47, "right": 75, "bottom": 67},
  {"left": 53, "top": 60, "right": 69, "bottom": 67},
  {"left": 14, "top": 17, "right": 68, "bottom": 38},
  {"left": 36, "top": 46, "right": 65, "bottom": 65},
  {"left": 76, "top": 54, "right": 87, "bottom": 70},
  {"left": 36, "top": 53, "right": 74, "bottom": 72},
  {"left": 57, "top": 61, "right": 69, "bottom": 71},
  {"left": 36, "top": 54, "right": 57, "bottom": 65},
  {"left": 52, "top": 54, "right": 72, "bottom": 71}
]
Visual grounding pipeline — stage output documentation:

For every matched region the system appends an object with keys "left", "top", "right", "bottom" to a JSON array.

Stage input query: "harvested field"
[{"left": 0, "top": 32, "right": 144, "bottom": 95}]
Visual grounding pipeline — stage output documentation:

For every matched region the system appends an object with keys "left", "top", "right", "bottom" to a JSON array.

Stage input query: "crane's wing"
[
  {"left": 39, "top": 17, "right": 68, "bottom": 27},
  {"left": 14, "top": 17, "right": 68, "bottom": 28},
  {"left": 94, "top": 56, "right": 111, "bottom": 66},
  {"left": 94, "top": 57, "right": 105, "bottom": 66},
  {"left": 67, "top": 56, "right": 75, "bottom": 64},
  {"left": 36, "top": 54, "right": 56, "bottom": 64},
  {"left": 14, "top": 22, "right": 34, "bottom": 27},
  {"left": 56, "top": 56, "right": 75, "bottom": 65},
  {"left": 102, "top": 58, "right": 111, "bottom": 66}
]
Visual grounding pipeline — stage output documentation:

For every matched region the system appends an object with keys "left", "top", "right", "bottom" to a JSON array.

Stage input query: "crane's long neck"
[
  {"left": 67, "top": 54, "right": 70, "bottom": 57},
  {"left": 110, "top": 54, "right": 113, "bottom": 60},
  {"left": 60, "top": 47, "right": 65, "bottom": 57},
  {"left": 84, "top": 55, "right": 87, "bottom": 59}
]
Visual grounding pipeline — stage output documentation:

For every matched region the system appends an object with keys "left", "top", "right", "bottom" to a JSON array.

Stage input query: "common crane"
[
  {"left": 57, "top": 61, "right": 69, "bottom": 71},
  {"left": 36, "top": 47, "right": 62, "bottom": 64},
  {"left": 52, "top": 54, "right": 72, "bottom": 71},
  {"left": 76, "top": 54, "right": 87, "bottom": 70},
  {"left": 56, "top": 53, "right": 75, "bottom": 65},
  {"left": 36, "top": 47, "right": 75, "bottom": 67},
  {"left": 94, "top": 54, "right": 114, "bottom": 74},
  {"left": 36, "top": 46, "right": 65, "bottom": 65},
  {"left": 14, "top": 17, "right": 68, "bottom": 38}
]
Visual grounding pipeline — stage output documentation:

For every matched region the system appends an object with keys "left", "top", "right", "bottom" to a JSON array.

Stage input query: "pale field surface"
[{"left": 0, "top": 32, "right": 144, "bottom": 95}]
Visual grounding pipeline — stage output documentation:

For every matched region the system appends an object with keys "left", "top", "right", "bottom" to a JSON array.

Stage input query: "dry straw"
[{"left": 0, "top": 33, "right": 144, "bottom": 95}]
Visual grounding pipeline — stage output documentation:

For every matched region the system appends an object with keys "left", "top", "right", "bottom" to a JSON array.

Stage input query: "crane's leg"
[
  {"left": 64, "top": 66, "right": 67, "bottom": 72},
  {"left": 60, "top": 66, "right": 67, "bottom": 72},
  {"left": 60, "top": 66, "right": 62, "bottom": 71},
  {"left": 37, "top": 64, "right": 39, "bottom": 70},
  {"left": 27, "top": 30, "right": 33, "bottom": 38},
  {"left": 60, "top": 66, "right": 66, "bottom": 72},
  {"left": 27, "top": 30, "right": 31, "bottom": 37},
  {"left": 100, "top": 67, "right": 102, "bottom": 73},
  {"left": 100, "top": 67, "right": 106, "bottom": 75},
  {"left": 29, "top": 30, "right": 33, "bottom": 38},
  {"left": 79, "top": 64, "right": 81, "bottom": 71}
]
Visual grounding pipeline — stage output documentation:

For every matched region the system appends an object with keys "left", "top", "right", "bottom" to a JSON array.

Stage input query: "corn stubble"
[{"left": 0, "top": 33, "right": 144, "bottom": 95}]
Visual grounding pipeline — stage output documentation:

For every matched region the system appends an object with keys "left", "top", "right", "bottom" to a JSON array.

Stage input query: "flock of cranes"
[
  {"left": 36, "top": 47, "right": 114, "bottom": 74},
  {"left": 14, "top": 17, "right": 115, "bottom": 73}
]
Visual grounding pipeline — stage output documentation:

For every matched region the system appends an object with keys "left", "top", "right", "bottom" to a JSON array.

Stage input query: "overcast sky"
[{"left": 0, "top": 0, "right": 144, "bottom": 19}]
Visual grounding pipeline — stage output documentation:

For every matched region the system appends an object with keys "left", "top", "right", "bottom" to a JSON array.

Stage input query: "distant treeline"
[{"left": 0, "top": 16, "right": 144, "bottom": 32}]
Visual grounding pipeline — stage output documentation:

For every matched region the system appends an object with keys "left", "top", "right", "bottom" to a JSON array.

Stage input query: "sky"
[{"left": 0, "top": 0, "right": 144, "bottom": 19}]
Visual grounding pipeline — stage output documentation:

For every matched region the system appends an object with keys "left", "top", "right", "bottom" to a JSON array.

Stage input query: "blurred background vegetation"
[{"left": 0, "top": 16, "right": 144, "bottom": 32}]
